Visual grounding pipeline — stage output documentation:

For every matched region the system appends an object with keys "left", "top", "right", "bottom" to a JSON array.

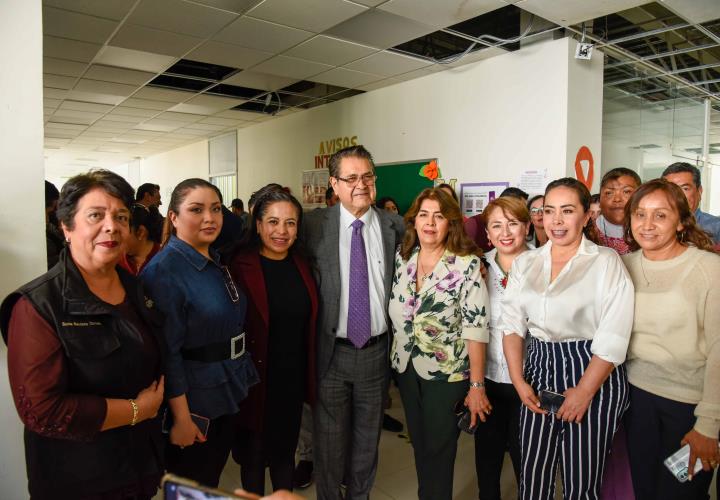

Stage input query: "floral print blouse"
[{"left": 388, "top": 248, "right": 490, "bottom": 382}]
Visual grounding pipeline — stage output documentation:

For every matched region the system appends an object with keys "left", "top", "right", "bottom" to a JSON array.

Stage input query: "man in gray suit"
[{"left": 302, "top": 145, "right": 404, "bottom": 500}]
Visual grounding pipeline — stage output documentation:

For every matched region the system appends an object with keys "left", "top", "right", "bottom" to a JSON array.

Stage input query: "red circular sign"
[{"left": 574, "top": 146, "right": 594, "bottom": 190}]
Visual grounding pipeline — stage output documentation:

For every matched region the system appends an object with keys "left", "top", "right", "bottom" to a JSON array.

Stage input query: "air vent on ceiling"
[
  {"left": 206, "top": 83, "right": 266, "bottom": 100},
  {"left": 164, "top": 59, "right": 239, "bottom": 81},
  {"left": 391, "top": 4, "right": 523, "bottom": 61}
]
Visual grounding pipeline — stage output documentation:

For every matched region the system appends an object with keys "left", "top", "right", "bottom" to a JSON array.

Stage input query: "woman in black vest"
[{"left": 0, "top": 170, "right": 165, "bottom": 500}]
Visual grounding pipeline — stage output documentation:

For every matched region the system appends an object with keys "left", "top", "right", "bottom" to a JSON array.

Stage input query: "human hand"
[
  {"left": 464, "top": 387, "right": 492, "bottom": 426},
  {"left": 516, "top": 381, "right": 546, "bottom": 414},
  {"left": 681, "top": 429, "right": 720, "bottom": 479},
  {"left": 135, "top": 376, "right": 165, "bottom": 421},
  {"left": 556, "top": 386, "right": 593, "bottom": 423},
  {"left": 170, "top": 416, "right": 206, "bottom": 448}
]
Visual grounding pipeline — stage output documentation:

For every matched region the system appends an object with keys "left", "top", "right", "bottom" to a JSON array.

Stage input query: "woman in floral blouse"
[{"left": 389, "top": 187, "right": 490, "bottom": 500}]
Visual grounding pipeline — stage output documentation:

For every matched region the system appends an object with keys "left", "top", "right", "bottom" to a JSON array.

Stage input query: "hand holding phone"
[
  {"left": 539, "top": 390, "right": 565, "bottom": 414},
  {"left": 163, "top": 473, "right": 254, "bottom": 499}
]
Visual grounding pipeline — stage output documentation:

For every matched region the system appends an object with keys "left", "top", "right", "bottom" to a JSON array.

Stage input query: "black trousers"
[
  {"left": 395, "top": 361, "right": 468, "bottom": 500},
  {"left": 625, "top": 385, "right": 714, "bottom": 500},
  {"left": 165, "top": 413, "right": 238, "bottom": 488},
  {"left": 473, "top": 379, "right": 521, "bottom": 500}
]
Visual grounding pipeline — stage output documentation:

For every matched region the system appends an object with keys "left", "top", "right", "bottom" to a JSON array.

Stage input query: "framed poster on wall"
[
  {"left": 460, "top": 182, "right": 509, "bottom": 217},
  {"left": 302, "top": 169, "right": 330, "bottom": 208}
]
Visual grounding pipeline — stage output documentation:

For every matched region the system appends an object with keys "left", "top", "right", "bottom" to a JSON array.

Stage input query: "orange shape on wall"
[
  {"left": 574, "top": 146, "right": 594, "bottom": 190},
  {"left": 419, "top": 160, "right": 440, "bottom": 181}
]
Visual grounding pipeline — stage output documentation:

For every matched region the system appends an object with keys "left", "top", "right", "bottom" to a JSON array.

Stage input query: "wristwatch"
[{"left": 469, "top": 381, "right": 485, "bottom": 389}]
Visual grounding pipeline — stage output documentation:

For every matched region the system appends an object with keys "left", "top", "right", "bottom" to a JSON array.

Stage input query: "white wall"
[
  {"left": 0, "top": 0, "right": 45, "bottom": 498},
  {"left": 138, "top": 140, "right": 209, "bottom": 216}
]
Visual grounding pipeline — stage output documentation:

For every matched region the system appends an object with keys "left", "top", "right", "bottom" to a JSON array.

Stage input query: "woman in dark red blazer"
[{"left": 229, "top": 186, "right": 318, "bottom": 495}]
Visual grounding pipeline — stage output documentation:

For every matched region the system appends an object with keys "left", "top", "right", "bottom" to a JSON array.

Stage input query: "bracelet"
[
  {"left": 469, "top": 381, "right": 485, "bottom": 389},
  {"left": 129, "top": 399, "right": 139, "bottom": 426}
]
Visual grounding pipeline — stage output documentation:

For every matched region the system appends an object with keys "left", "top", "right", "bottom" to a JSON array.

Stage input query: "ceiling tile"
[
  {"left": 247, "top": 0, "right": 366, "bottom": 33},
  {"left": 120, "top": 98, "right": 176, "bottom": 110},
  {"left": 345, "top": 51, "right": 431, "bottom": 76},
  {"left": 44, "top": 74, "right": 78, "bottom": 90},
  {"left": 58, "top": 100, "right": 115, "bottom": 113},
  {"left": 110, "top": 24, "right": 203, "bottom": 57},
  {"left": 44, "top": 87, "right": 70, "bottom": 100},
  {"left": 50, "top": 109, "right": 104, "bottom": 125},
  {"left": 325, "top": 9, "right": 435, "bottom": 49},
  {"left": 309, "top": 67, "right": 382, "bottom": 88},
  {"left": 156, "top": 111, "right": 205, "bottom": 122},
  {"left": 186, "top": 41, "right": 273, "bottom": 69},
  {"left": 45, "top": 122, "right": 88, "bottom": 131},
  {"left": 353, "top": 0, "right": 389, "bottom": 5},
  {"left": 84, "top": 65, "right": 156, "bottom": 85},
  {"left": 92, "top": 119, "right": 136, "bottom": 130},
  {"left": 135, "top": 119, "right": 186, "bottom": 132},
  {"left": 42, "top": 6, "right": 118, "bottom": 44},
  {"left": 44, "top": 98, "right": 62, "bottom": 109},
  {"left": 43, "top": 57, "right": 89, "bottom": 77},
  {"left": 377, "top": 0, "right": 505, "bottom": 28},
  {"left": 214, "top": 17, "right": 313, "bottom": 52},
  {"left": 355, "top": 77, "right": 403, "bottom": 91},
  {"left": 517, "top": 0, "right": 650, "bottom": 26},
  {"left": 661, "top": 0, "right": 720, "bottom": 23},
  {"left": 94, "top": 46, "right": 177, "bottom": 73},
  {"left": 133, "top": 87, "right": 196, "bottom": 102},
  {"left": 222, "top": 70, "right": 299, "bottom": 90},
  {"left": 215, "top": 109, "right": 265, "bottom": 120},
  {"left": 74, "top": 78, "right": 139, "bottom": 97},
  {"left": 80, "top": 131, "right": 117, "bottom": 138},
  {"left": 127, "top": 0, "right": 239, "bottom": 38},
  {"left": 42, "top": 0, "right": 136, "bottom": 20},
  {"left": 175, "top": 127, "right": 211, "bottom": 136},
  {"left": 189, "top": 0, "right": 262, "bottom": 14},
  {"left": 183, "top": 122, "right": 228, "bottom": 131},
  {"left": 43, "top": 36, "right": 102, "bottom": 63},
  {"left": 66, "top": 90, "right": 126, "bottom": 105},
  {"left": 102, "top": 113, "right": 147, "bottom": 124},
  {"left": 199, "top": 116, "right": 246, "bottom": 126},
  {"left": 109, "top": 106, "right": 161, "bottom": 117},
  {"left": 285, "top": 35, "right": 377, "bottom": 66},
  {"left": 251, "top": 56, "right": 333, "bottom": 80},
  {"left": 169, "top": 94, "right": 245, "bottom": 114}
]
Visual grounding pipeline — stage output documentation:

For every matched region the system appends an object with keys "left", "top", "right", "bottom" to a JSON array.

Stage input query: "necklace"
[
  {"left": 639, "top": 254, "right": 651, "bottom": 287},
  {"left": 418, "top": 261, "right": 433, "bottom": 282}
]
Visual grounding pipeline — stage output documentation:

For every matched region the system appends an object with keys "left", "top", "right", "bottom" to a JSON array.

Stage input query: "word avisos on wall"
[{"left": 314, "top": 136, "right": 359, "bottom": 169}]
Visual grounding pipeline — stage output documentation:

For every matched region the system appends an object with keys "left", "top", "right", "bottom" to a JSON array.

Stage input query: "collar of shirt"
[
  {"left": 595, "top": 214, "right": 624, "bottom": 238},
  {"left": 541, "top": 234, "right": 597, "bottom": 258},
  {"left": 166, "top": 235, "right": 219, "bottom": 271},
  {"left": 339, "top": 202, "right": 376, "bottom": 229}
]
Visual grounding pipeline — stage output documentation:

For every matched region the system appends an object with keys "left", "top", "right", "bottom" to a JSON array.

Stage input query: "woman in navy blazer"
[{"left": 229, "top": 186, "right": 318, "bottom": 495}]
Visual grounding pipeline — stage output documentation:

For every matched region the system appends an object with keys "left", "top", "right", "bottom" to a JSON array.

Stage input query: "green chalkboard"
[{"left": 375, "top": 160, "right": 435, "bottom": 215}]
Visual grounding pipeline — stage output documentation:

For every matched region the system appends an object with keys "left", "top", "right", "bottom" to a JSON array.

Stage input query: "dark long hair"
[
  {"left": 162, "top": 178, "right": 223, "bottom": 247},
  {"left": 400, "top": 188, "right": 480, "bottom": 261},
  {"left": 623, "top": 179, "right": 715, "bottom": 252},
  {"left": 544, "top": 177, "right": 598, "bottom": 243}
]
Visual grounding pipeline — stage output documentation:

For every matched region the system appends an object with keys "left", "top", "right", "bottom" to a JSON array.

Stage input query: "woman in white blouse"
[
  {"left": 474, "top": 196, "right": 530, "bottom": 499},
  {"left": 501, "top": 178, "right": 635, "bottom": 500}
]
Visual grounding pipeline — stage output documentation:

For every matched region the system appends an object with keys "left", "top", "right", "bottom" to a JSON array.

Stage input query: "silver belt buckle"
[{"left": 230, "top": 332, "right": 245, "bottom": 360}]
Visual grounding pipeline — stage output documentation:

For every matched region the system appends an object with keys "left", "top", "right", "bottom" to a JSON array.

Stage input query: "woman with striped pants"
[{"left": 501, "top": 178, "right": 635, "bottom": 499}]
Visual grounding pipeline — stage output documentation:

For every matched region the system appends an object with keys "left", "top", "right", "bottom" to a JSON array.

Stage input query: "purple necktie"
[{"left": 347, "top": 219, "right": 371, "bottom": 348}]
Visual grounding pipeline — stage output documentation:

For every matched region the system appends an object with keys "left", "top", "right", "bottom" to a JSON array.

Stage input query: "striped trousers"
[{"left": 518, "top": 338, "right": 629, "bottom": 500}]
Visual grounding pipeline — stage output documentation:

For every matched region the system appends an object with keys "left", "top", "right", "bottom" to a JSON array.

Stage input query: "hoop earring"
[{"left": 677, "top": 230, "right": 685, "bottom": 243}]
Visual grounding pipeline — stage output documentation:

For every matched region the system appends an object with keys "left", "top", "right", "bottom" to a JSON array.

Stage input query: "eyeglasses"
[
  {"left": 529, "top": 207, "right": 544, "bottom": 215},
  {"left": 335, "top": 173, "right": 377, "bottom": 187},
  {"left": 221, "top": 266, "right": 240, "bottom": 303}
]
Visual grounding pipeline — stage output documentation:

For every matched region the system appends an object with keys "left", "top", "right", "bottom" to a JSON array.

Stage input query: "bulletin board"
[{"left": 375, "top": 159, "right": 435, "bottom": 215}]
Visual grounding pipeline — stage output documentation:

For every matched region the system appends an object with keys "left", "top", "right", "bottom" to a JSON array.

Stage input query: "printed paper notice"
[{"left": 518, "top": 169, "right": 548, "bottom": 195}]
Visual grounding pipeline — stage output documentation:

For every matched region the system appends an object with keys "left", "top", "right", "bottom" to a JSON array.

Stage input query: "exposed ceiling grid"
[{"left": 40, "top": 0, "right": 719, "bottom": 170}]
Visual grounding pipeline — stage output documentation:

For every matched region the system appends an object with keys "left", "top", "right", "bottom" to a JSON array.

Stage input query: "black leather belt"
[
  {"left": 335, "top": 332, "right": 387, "bottom": 349},
  {"left": 181, "top": 332, "right": 245, "bottom": 362}
]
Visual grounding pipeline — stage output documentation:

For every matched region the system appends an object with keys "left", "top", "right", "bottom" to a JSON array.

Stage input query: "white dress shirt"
[
  {"left": 499, "top": 236, "right": 634, "bottom": 365},
  {"left": 336, "top": 204, "right": 387, "bottom": 338},
  {"left": 484, "top": 249, "right": 514, "bottom": 384}
]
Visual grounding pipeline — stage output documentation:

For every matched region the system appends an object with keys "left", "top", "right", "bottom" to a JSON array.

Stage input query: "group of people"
[{"left": 2, "top": 145, "right": 719, "bottom": 500}]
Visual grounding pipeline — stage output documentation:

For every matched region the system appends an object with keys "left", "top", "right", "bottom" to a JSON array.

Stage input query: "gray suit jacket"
[{"left": 302, "top": 204, "right": 405, "bottom": 379}]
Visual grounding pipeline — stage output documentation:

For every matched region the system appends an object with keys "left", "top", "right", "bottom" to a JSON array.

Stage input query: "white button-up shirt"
[
  {"left": 499, "top": 236, "right": 634, "bottom": 365},
  {"left": 336, "top": 204, "right": 387, "bottom": 338},
  {"left": 484, "top": 248, "right": 514, "bottom": 384}
]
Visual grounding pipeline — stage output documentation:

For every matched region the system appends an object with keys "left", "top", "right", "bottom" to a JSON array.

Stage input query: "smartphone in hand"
[{"left": 539, "top": 390, "right": 565, "bottom": 414}]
